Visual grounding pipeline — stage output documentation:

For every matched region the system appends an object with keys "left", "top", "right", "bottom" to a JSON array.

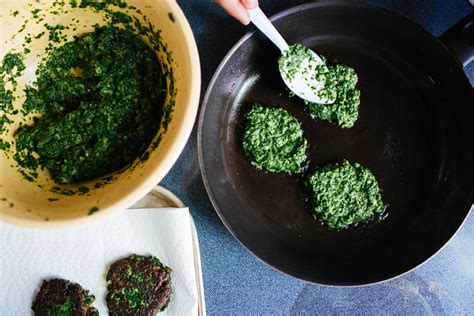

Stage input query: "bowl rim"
[{"left": 0, "top": 0, "right": 201, "bottom": 229}]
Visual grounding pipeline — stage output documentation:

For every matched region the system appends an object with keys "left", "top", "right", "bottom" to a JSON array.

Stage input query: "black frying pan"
[{"left": 198, "top": 1, "right": 474, "bottom": 285}]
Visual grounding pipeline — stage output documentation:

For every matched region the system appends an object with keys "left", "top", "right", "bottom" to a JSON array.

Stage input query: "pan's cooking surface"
[
  {"left": 225, "top": 36, "right": 439, "bottom": 250},
  {"left": 199, "top": 2, "right": 474, "bottom": 284}
]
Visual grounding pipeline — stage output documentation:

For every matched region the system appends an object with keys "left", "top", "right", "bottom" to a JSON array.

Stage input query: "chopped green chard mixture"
[
  {"left": 1, "top": 52, "right": 25, "bottom": 138},
  {"left": 307, "top": 160, "right": 384, "bottom": 229},
  {"left": 242, "top": 104, "right": 308, "bottom": 174},
  {"left": 14, "top": 26, "right": 167, "bottom": 184},
  {"left": 279, "top": 44, "right": 361, "bottom": 128},
  {"left": 305, "top": 63, "right": 361, "bottom": 128},
  {"left": 278, "top": 44, "right": 336, "bottom": 103}
]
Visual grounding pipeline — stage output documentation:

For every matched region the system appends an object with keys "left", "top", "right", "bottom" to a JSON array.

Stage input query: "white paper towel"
[{"left": 0, "top": 208, "right": 200, "bottom": 315}]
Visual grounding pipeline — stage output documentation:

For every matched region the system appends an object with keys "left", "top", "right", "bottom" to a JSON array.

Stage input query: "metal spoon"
[{"left": 247, "top": 7, "right": 335, "bottom": 104}]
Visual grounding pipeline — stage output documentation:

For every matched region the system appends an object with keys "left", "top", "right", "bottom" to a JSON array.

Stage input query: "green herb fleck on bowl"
[{"left": 88, "top": 207, "right": 99, "bottom": 215}]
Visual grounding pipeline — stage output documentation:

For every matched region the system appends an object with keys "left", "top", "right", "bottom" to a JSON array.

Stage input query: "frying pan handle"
[{"left": 440, "top": 13, "right": 474, "bottom": 67}]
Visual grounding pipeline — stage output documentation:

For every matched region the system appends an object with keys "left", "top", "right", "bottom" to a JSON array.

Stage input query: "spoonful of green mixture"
[{"left": 247, "top": 7, "right": 336, "bottom": 104}]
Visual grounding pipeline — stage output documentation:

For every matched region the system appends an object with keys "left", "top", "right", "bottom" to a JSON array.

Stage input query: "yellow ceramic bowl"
[{"left": 0, "top": 0, "right": 200, "bottom": 227}]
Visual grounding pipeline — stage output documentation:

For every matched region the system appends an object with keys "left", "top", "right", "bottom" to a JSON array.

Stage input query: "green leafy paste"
[
  {"left": 279, "top": 44, "right": 361, "bottom": 128},
  {"left": 307, "top": 160, "right": 384, "bottom": 229},
  {"left": 305, "top": 63, "right": 361, "bottom": 128},
  {"left": 14, "top": 26, "right": 167, "bottom": 184},
  {"left": 278, "top": 44, "right": 336, "bottom": 103},
  {"left": 242, "top": 103, "right": 308, "bottom": 173}
]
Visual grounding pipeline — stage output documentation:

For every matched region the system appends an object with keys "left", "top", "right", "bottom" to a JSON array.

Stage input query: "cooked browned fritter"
[
  {"left": 106, "top": 255, "right": 172, "bottom": 315},
  {"left": 32, "top": 278, "right": 98, "bottom": 316}
]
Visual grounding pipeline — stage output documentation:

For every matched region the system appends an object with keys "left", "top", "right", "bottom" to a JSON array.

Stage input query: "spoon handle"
[{"left": 248, "top": 7, "right": 289, "bottom": 53}]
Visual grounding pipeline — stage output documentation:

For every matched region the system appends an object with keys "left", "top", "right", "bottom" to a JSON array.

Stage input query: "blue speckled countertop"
[{"left": 163, "top": 1, "right": 474, "bottom": 314}]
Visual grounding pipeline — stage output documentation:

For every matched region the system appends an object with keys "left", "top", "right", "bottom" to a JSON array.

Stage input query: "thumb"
[
  {"left": 215, "top": 0, "right": 252, "bottom": 25},
  {"left": 241, "top": 0, "right": 258, "bottom": 10}
]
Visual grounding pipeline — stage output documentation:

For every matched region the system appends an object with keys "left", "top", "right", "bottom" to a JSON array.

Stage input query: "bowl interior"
[{"left": 0, "top": 0, "right": 200, "bottom": 227}]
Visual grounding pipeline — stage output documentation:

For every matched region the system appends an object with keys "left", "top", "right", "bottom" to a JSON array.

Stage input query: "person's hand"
[{"left": 215, "top": 0, "right": 259, "bottom": 25}]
